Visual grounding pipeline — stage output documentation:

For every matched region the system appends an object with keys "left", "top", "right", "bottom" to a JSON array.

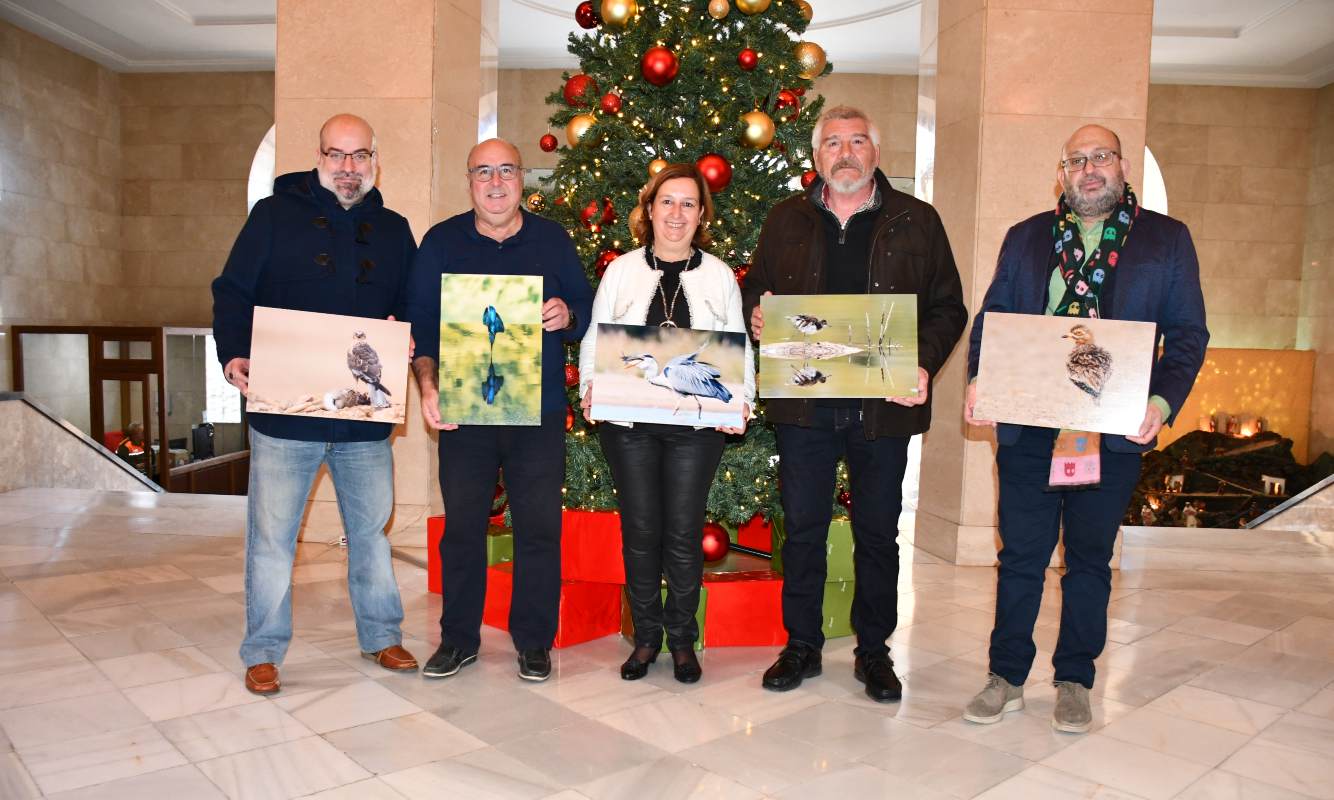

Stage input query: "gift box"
[
  {"left": 770, "top": 516, "right": 856, "bottom": 583},
  {"left": 620, "top": 584, "right": 708, "bottom": 652},
  {"left": 561, "top": 508, "right": 624, "bottom": 584},
  {"left": 426, "top": 515, "right": 514, "bottom": 595},
  {"left": 483, "top": 562, "right": 621, "bottom": 648},
  {"left": 731, "top": 513, "right": 773, "bottom": 553},
  {"left": 823, "top": 579, "right": 855, "bottom": 639},
  {"left": 701, "top": 569, "right": 785, "bottom": 646}
]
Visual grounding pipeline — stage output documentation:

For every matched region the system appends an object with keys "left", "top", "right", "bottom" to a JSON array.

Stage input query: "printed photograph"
[
  {"left": 758, "top": 294, "right": 918, "bottom": 399},
  {"left": 438, "top": 273, "right": 544, "bottom": 426},
  {"left": 246, "top": 307, "right": 409, "bottom": 424},
  {"left": 973, "top": 312, "right": 1157, "bottom": 435},
  {"left": 590, "top": 324, "right": 747, "bottom": 428}
]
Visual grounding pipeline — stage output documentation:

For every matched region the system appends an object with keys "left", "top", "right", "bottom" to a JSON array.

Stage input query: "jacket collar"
[
  {"left": 801, "top": 169, "right": 908, "bottom": 221},
  {"left": 276, "top": 169, "right": 386, "bottom": 217}
]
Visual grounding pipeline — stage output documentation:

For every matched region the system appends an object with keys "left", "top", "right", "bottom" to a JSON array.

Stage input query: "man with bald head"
[
  {"left": 213, "top": 113, "right": 420, "bottom": 696},
  {"left": 405, "top": 138, "right": 592, "bottom": 682},
  {"left": 961, "top": 124, "right": 1207, "bottom": 732}
]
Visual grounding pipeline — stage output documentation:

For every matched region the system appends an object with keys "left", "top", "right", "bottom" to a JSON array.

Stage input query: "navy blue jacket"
[
  {"left": 404, "top": 210, "right": 593, "bottom": 418},
  {"left": 211, "top": 170, "right": 417, "bottom": 442},
  {"left": 966, "top": 208, "right": 1209, "bottom": 453}
]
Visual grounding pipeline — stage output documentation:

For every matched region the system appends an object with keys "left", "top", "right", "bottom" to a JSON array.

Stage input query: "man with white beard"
[
  {"left": 743, "top": 106, "right": 968, "bottom": 702},
  {"left": 213, "top": 114, "right": 420, "bottom": 696}
]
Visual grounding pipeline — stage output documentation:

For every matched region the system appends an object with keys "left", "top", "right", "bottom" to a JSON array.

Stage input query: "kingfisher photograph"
[
  {"left": 589, "top": 324, "right": 748, "bottom": 429},
  {"left": 245, "top": 307, "right": 410, "bottom": 424},
  {"left": 973, "top": 312, "right": 1158, "bottom": 435},
  {"left": 438, "top": 273, "right": 543, "bottom": 426},
  {"left": 758, "top": 294, "right": 918, "bottom": 399}
]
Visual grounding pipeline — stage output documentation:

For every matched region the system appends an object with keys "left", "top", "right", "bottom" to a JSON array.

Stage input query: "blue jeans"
[{"left": 240, "top": 427, "right": 405, "bottom": 667}]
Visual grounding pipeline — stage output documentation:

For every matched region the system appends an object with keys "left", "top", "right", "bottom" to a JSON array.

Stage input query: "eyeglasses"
[
  {"left": 468, "top": 163, "right": 521, "bottom": 182},
  {"left": 322, "top": 149, "right": 374, "bottom": 164},
  {"left": 1060, "top": 150, "right": 1119, "bottom": 173}
]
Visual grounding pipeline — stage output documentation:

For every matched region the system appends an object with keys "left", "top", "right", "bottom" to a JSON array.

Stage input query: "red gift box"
[
  {"left": 701, "top": 569, "right": 785, "bottom": 646},
  {"left": 560, "top": 509, "right": 625, "bottom": 584},
  {"left": 427, "top": 515, "right": 445, "bottom": 594},
  {"left": 483, "top": 562, "right": 621, "bottom": 648},
  {"left": 734, "top": 513, "right": 773, "bottom": 553}
]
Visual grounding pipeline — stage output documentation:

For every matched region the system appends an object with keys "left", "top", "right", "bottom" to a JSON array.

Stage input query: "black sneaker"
[
  {"left": 761, "top": 643, "right": 822, "bottom": 691},
  {"left": 854, "top": 652, "right": 902, "bottom": 702},
  {"left": 421, "top": 644, "right": 477, "bottom": 678},
  {"left": 517, "top": 648, "right": 552, "bottom": 682}
]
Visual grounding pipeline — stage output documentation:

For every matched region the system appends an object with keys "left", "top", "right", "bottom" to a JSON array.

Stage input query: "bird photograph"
[
  {"left": 347, "top": 331, "right": 393, "bottom": 408},
  {"left": 589, "top": 323, "right": 746, "bottom": 428},
  {"left": 438, "top": 273, "right": 543, "bottom": 426},
  {"left": 1061, "top": 323, "right": 1113, "bottom": 403}
]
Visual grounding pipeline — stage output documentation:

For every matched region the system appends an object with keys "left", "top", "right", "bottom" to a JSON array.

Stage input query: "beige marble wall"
[
  {"left": 1302, "top": 84, "right": 1334, "bottom": 458},
  {"left": 1147, "top": 84, "right": 1315, "bottom": 350},
  {"left": 0, "top": 399, "right": 154, "bottom": 493},
  {"left": 120, "top": 73, "right": 275, "bottom": 327}
]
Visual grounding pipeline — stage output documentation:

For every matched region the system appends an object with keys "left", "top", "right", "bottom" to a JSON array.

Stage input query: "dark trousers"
[
  {"left": 599, "top": 423, "right": 725, "bottom": 650},
  {"left": 437, "top": 413, "right": 565, "bottom": 652},
  {"left": 775, "top": 407, "right": 909, "bottom": 656},
  {"left": 989, "top": 426, "right": 1142, "bottom": 689}
]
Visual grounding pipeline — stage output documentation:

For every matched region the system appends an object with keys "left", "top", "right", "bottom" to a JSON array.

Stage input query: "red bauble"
[
  {"left": 737, "top": 48, "right": 758, "bottom": 70},
  {"left": 575, "top": 0, "right": 598, "bottom": 28},
  {"left": 565, "top": 404, "right": 575, "bottom": 432},
  {"left": 554, "top": 195, "right": 565, "bottom": 205},
  {"left": 594, "top": 248, "right": 623, "bottom": 277},
  {"left": 580, "top": 198, "right": 601, "bottom": 227},
  {"left": 774, "top": 89, "right": 800, "bottom": 120},
  {"left": 793, "top": 87, "right": 806, "bottom": 96},
  {"left": 564, "top": 363, "right": 580, "bottom": 388},
  {"left": 696, "top": 153, "right": 732, "bottom": 193},
  {"left": 599, "top": 198, "right": 616, "bottom": 225},
  {"left": 734, "top": 263, "right": 750, "bottom": 286},
  {"left": 701, "top": 521, "right": 730, "bottom": 563},
  {"left": 539, "top": 133, "right": 558, "bottom": 152},
  {"left": 599, "top": 92, "right": 622, "bottom": 114},
  {"left": 640, "top": 46, "right": 679, "bottom": 87},
  {"left": 563, "top": 74, "right": 599, "bottom": 107},
  {"left": 800, "top": 169, "right": 818, "bottom": 189},
  {"left": 837, "top": 489, "right": 852, "bottom": 508}
]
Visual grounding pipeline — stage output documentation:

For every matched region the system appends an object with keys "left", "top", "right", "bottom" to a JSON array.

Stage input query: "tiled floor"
[{"left": 1, "top": 488, "right": 1333, "bottom": 798}]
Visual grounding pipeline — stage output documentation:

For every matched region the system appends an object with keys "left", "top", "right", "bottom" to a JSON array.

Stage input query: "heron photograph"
[
  {"left": 245, "top": 307, "right": 410, "bottom": 424},
  {"left": 973, "top": 312, "right": 1157, "bottom": 436},
  {"left": 758, "top": 293, "right": 918, "bottom": 399},
  {"left": 589, "top": 324, "right": 747, "bottom": 428},
  {"left": 438, "top": 273, "right": 543, "bottom": 426}
]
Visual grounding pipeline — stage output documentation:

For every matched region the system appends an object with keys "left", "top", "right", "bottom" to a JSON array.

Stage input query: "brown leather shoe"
[
  {"left": 362, "top": 644, "right": 418, "bottom": 671},
  {"left": 244, "top": 663, "right": 280, "bottom": 695}
]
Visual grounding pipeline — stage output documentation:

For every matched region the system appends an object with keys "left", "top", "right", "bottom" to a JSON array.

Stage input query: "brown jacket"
[{"left": 742, "top": 171, "right": 968, "bottom": 438}]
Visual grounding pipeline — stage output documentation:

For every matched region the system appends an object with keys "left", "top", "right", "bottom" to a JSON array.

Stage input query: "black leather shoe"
[
  {"left": 854, "top": 652, "right": 902, "bottom": 702},
  {"left": 620, "top": 645, "right": 658, "bottom": 680},
  {"left": 421, "top": 644, "right": 477, "bottom": 679},
  {"left": 517, "top": 648, "right": 552, "bottom": 682},
  {"left": 670, "top": 647, "right": 702, "bottom": 684},
  {"left": 761, "top": 643, "right": 822, "bottom": 691}
]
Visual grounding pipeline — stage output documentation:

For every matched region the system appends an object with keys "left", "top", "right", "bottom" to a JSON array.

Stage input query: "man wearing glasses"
[
  {"left": 213, "top": 113, "right": 420, "bottom": 696},
  {"left": 962, "top": 125, "right": 1207, "bottom": 733},
  {"left": 405, "top": 138, "right": 593, "bottom": 682}
]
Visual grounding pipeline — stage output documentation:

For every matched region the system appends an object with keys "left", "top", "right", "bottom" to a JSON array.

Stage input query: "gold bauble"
[
  {"left": 794, "top": 40, "right": 827, "bottom": 79},
  {"left": 566, "top": 113, "right": 596, "bottom": 146},
  {"left": 735, "top": 0, "right": 770, "bottom": 14},
  {"left": 648, "top": 158, "right": 669, "bottom": 177},
  {"left": 707, "top": 0, "right": 730, "bottom": 19},
  {"left": 741, "top": 110, "right": 776, "bottom": 149},
  {"left": 600, "top": 0, "right": 638, "bottom": 30},
  {"left": 526, "top": 192, "right": 546, "bottom": 212},
  {"left": 796, "top": 0, "right": 813, "bottom": 22}
]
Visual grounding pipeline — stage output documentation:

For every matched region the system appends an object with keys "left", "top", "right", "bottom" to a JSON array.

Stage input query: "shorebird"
[
  {"left": 789, "top": 365, "right": 829, "bottom": 387},
  {"left": 622, "top": 346, "right": 733, "bottom": 418},
  {"left": 1062, "top": 324, "right": 1112, "bottom": 402},
  {"left": 786, "top": 314, "right": 829, "bottom": 340}
]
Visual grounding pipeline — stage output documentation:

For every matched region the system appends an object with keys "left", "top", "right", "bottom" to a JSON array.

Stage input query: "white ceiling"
[{"left": 2, "top": 0, "right": 1331, "bottom": 87}]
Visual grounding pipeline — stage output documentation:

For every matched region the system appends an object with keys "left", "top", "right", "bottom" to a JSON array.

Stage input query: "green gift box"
[
  {"left": 822, "top": 579, "right": 855, "bottom": 639},
  {"left": 770, "top": 516, "right": 856, "bottom": 583},
  {"left": 619, "top": 584, "right": 707, "bottom": 652},
  {"left": 485, "top": 526, "right": 513, "bottom": 566}
]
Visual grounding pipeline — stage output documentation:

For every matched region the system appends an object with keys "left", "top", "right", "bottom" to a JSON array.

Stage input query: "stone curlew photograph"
[
  {"left": 438, "top": 273, "right": 544, "bottom": 426},
  {"left": 973, "top": 312, "right": 1158, "bottom": 435},
  {"left": 246, "top": 307, "right": 410, "bottom": 424},
  {"left": 590, "top": 324, "right": 747, "bottom": 428},
  {"left": 758, "top": 294, "right": 917, "bottom": 399}
]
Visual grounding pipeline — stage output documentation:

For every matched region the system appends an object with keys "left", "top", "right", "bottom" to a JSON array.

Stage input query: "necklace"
[{"left": 652, "top": 251, "right": 688, "bottom": 328}]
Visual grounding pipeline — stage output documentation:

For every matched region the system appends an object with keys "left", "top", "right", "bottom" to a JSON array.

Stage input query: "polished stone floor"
[{"left": 1, "top": 488, "right": 1333, "bottom": 799}]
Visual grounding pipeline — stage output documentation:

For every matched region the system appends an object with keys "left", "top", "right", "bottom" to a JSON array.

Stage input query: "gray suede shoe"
[
  {"left": 1052, "top": 681, "right": 1093, "bottom": 733},
  {"left": 963, "top": 674, "right": 1024, "bottom": 724}
]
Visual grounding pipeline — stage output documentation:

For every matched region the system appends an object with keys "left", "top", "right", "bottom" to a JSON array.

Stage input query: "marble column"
[
  {"left": 274, "top": 0, "right": 492, "bottom": 545},
  {"left": 915, "top": 0, "right": 1153, "bottom": 565}
]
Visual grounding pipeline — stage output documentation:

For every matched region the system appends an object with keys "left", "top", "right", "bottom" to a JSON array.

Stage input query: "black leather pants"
[{"left": 598, "top": 423, "right": 725, "bottom": 650}]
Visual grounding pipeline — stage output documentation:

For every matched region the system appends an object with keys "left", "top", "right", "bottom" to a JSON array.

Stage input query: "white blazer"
[{"left": 578, "top": 247, "right": 756, "bottom": 419}]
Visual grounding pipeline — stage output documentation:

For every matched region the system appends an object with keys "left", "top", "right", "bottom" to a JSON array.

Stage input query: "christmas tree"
[{"left": 527, "top": 0, "right": 836, "bottom": 527}]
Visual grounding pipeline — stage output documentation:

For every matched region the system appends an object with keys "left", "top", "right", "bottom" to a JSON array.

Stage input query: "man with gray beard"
[
  {"left": 961, "top": 124, "right": 1207, "bottom": 733},
  {"left": 743, "top": 106, "right": 967, "bottom": 701},
  {"left": 213, "top": 113, "right": 420, "bottom": 696}
]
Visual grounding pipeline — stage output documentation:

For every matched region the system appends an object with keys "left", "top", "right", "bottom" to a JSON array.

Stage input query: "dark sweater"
[
  {"left": 404, "top": 210, "right": 594, "bottom": 417},
  {"left": 211, "top": 170, "right": 417, "bottom": 443}
]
